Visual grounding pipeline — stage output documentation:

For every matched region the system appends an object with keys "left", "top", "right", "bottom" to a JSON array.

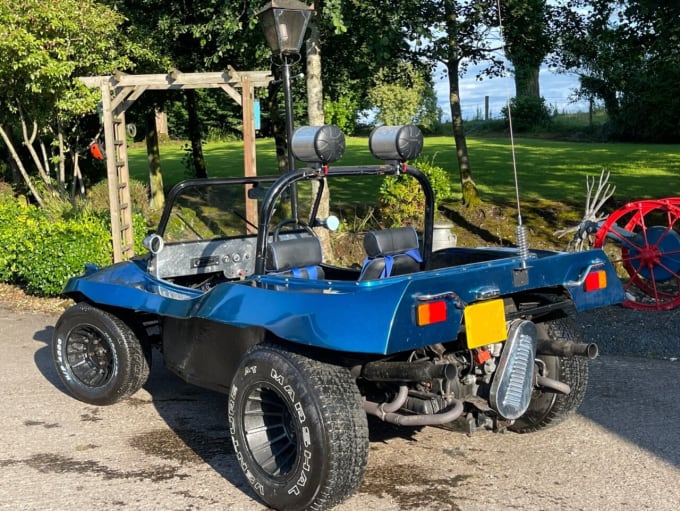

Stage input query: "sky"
[{"left": 435, "top": 62, "right": 589, "bottom": 121}]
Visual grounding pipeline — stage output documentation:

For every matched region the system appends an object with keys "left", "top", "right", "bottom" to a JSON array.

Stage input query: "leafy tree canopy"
[
  {"left": 557, "top": 0, "right": 680, "bottom": 141},
  {"left": 0, "top": 0, "right": 153, "bottom": 121}
]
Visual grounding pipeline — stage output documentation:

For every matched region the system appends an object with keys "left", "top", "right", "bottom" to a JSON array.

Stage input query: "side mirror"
[
  {"left": 143, "top": 233, "right": 164, "bottom": 255},
  {"left": 314, "top": 215, "right": 340, "bottom": 232}
]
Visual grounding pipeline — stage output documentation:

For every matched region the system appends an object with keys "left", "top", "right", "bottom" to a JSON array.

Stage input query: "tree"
[
  {"left": 499, "top": 0, "right": 552, "bottom": 99},
  {"left": 317, "top": 1, "right": 415, "bottom": 130},
  {"left": 114, "top": 0, "right": 269, "bottom": 177},
  {"left": 557, "top": 0, "right": 680, "bottom": 142},
  {"left": 398, "top": 1, "right": 502, "bottom": 206},
  {"left": 368, "top": 63, "right": 439, "bottom": 126},
  {"left": 0, "top": 0, "right": 150, "bottom": 204}
]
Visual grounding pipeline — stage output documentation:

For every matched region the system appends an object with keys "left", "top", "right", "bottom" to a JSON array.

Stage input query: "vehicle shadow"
[
  {"left": 139, "top": 351, "right": 259, "bottom": 501},
  {"left": 31, "top": 331, "right": 259, "bottom": 503},
  {"left": 32, "top": 324, "right": 67, "bottom": 392},
  {"left": 577, "top": 355, "right": 680, "bottom": 469}
]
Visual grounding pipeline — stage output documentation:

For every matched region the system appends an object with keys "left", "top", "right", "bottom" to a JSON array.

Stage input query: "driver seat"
[
  {"left": 359, "top": 226, "right": 422, "bottom": 280},
  {"left": 266, "top": 236, "right": 325, "bottom": 279}
]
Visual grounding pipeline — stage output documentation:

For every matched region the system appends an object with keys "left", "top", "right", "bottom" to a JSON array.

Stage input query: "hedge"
[{"left": 0, "top": 189, "right": 148, "bottom": 297}]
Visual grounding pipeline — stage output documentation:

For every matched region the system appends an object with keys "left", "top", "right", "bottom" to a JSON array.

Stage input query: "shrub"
[
  {"left": 377, "top": 157, "right": 454, "bottom": 229},
  {"left": 86, "top": 178, "right": 152, "bottom": 219},
  {"left": 13, "top": 210, "right": 113, "bottom": 296},
  {"left": 0, "top": 198, "right": 23, "bottom": 282},
  {"left": 324, "top": 95, "right": 360, "bottom": 135},
  {"left": 0, "top": 180, "right": 152, "bottom": 296},
  {"left": 501, "top": 96, "right": 551, "bottom": 132}
]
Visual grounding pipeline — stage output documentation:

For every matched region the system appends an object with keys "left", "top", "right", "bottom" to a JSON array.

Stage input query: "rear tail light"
[
  {"left": 416, "top": 300, "right": 447, "bottom": 326},
  {"left": 584, "top": 270, "right": 607, "bottom": 292}
]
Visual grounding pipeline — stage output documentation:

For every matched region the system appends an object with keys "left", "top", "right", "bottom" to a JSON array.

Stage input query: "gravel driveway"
[{"left": 577, "top": 304, "right": 680, "bottom": 360}]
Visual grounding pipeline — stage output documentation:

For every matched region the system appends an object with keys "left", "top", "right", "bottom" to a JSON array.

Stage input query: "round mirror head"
[{"left": 325, "top": 215, "right": 340, "bottom": 232}]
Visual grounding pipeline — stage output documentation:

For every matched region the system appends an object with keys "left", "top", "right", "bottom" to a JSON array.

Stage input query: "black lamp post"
[{"left": 258, "top": 1, "right": 314, "bottom": 216}]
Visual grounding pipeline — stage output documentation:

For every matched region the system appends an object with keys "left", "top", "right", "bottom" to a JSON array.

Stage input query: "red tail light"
[
  {"left": 416, "top": 300, "right": 447, "bottom": 326},
  {"left": 584, "top": 270, "right": 607, "bottom": 292}
]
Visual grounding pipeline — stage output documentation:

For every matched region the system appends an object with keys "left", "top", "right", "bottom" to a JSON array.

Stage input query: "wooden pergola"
[{"left": 79, "top": 68, "right": 273, "bottom": 262}]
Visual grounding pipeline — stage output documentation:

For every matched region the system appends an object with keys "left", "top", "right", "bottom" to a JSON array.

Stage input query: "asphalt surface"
[{"left": 1, "top": 306, "right": 679, "bottom": 511}]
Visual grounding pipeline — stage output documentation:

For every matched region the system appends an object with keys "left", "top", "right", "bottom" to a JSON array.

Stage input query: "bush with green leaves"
[
  {"left": 324, "top": 94, "right": 360, "bottom": 135},
  {"left": 377, "top": 157, "right": 454, "bottom": 229},
  {"left": 0, "top": 195, "right": 24, "bottom": 282},
  {"left": 13, "top": 210, "right": 113, "bottom": 296},
  {"left": 0, "top": 179, "right": 151, "bottom": 296},
  {"left": 501, "top": 96, "right": 552, "bottom": 132}
]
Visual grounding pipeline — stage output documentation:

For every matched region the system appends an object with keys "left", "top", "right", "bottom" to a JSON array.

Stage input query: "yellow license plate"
[{"left": 464, "top": 299, "right": 507, "bottom": 349}]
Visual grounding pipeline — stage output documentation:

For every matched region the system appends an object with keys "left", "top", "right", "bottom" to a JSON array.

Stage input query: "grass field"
[{"left": 127, "top": 135, "right": 680, "bottom": 206}]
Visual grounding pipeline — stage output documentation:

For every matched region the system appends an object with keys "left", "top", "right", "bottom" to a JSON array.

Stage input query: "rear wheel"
[
  {"left": 510, "top": 317, "right": 589, "bottom": 433},
  {"left": 228, "top": 342, "right": 368, "bottom": 511},
  {"left": 52, "top": 302, "right": 150, "bottom": 405}
]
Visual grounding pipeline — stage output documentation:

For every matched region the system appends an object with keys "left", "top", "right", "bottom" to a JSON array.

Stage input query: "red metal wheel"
[{"left": 594, "top": 198, "right": 680, "bottom": 310}]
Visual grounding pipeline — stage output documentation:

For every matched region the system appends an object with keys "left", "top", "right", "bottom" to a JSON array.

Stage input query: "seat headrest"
[
  {"left": 363, "top": 227, "right": 419, "bottom": 257},
  {"left": 266, "top": 236, "right": 323, "bottom": 272}
]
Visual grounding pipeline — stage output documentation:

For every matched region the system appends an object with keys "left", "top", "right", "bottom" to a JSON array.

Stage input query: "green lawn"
[{"left": 127, "top": 136, "right": 680, "bottom": 206}]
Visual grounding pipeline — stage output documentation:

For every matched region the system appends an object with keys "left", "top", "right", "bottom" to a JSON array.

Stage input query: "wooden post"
[
  {"left": 485, "top": 96, "right": 490, "bottom": 121},
  {"left": 100, "top": 80, "right": 124, "bottom": 262},
  {"left": 242, "top": 78, "right": 258, "bottom": 234}
]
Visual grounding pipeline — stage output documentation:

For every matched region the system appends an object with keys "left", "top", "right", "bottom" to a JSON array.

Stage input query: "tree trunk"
[
  {"left": 70, "top": 148, "right": 84, "bottom": 199},
  {"left": 146, "top": 108, "right": 165, "bottom": 210},
  {"left": 445, "top": 0, "right": 479, "bottom": 207},
  {"left": 19, "top": 114, "right": 53, "bottom": 191},
  {"left": 0, "top": 124, "right": 44, "bottom": 206},
  {"left": 513, "top": 63, "right": 540, "bottom": 98},
  {"left": 155, "top": 110, "right": 169, "bottom": 138},
  {"left": 306, "top": 15, "right": 333, "bottom": 259},
  {"left": 267, "top": 78, "right": 288, "bottom": 174},
  {"left": 306, "top": 23, "right": 324, "bottom": 127},
  {"left": 185, "top": 89, "right": 207, "bottom": 178},
  {"left": 57, "top": 120, "right": 66, "bottom": 191}
]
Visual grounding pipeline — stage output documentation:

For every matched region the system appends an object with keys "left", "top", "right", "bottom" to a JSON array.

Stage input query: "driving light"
[
  {"left": 291, "top": 125, "right": 345, "bottom": 164},
  {"left": 369, "top": 125, "right": 423, "bottom": 162}
]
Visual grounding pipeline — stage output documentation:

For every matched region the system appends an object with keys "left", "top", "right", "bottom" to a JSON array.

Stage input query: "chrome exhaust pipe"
[{"left": 537, "top": 339, "right": 599, "bottom": 359}]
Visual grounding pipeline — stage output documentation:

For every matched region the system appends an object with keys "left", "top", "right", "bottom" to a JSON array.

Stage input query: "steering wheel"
[{"left": 272, "top": 219, "right": 316, "bottom": 241}]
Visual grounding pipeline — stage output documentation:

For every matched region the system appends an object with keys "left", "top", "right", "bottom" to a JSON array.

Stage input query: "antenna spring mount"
[{"left": 516, "top": 224, "right": 530, "bottom": 264}]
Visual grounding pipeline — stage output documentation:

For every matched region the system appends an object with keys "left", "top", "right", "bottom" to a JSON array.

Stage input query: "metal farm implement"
[{"left": 558, "top": 171, "right": 680, "bottom": 311}]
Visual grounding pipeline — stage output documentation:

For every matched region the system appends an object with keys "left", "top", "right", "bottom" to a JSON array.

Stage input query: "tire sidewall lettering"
[{"left": 230, "top": 354, "right": 321, "bottom": 505}]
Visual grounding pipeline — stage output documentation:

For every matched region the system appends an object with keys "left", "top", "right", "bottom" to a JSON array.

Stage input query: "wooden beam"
[
  {"left": 219, "top": 84, "right": 242, "bottom": 106},
  {"left": 111, "top": 85, "right": 149, "bottom": 117},
  {"left": 109, "top": 86, "right": 136, "bottom": 115},
  {"left": 80, "top": 71, "right": 272, "bottom": 90},
  {"left": 99, "top": 80, "right": 124, "bottom": 262}
]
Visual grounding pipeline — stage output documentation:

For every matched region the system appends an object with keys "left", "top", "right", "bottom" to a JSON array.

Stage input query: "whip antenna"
[{"left": 495, "top": 0, "right": 529, "bottom": 266}]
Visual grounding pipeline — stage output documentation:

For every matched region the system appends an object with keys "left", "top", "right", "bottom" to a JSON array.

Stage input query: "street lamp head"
[{"left": 257, "top": 0, "right": 314, "bottom": 55}]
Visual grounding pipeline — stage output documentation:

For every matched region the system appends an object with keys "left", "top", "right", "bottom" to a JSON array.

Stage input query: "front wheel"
[
  {"left": 510, "top": 317, "right": 589, "bottom": 433},
  {"left": 228, "top": 342, "right": 368, "bottom": 511},
  {"left": 52, "top": 302, "right": 150, "bottom": 405}
]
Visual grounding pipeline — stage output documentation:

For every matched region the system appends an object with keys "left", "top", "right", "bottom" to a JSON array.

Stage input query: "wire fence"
[{"left": 457, "top": 96, "right": 595, "bottom": 121}]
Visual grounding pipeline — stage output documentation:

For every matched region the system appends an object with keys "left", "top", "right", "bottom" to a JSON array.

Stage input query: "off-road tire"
[
  {"left": 510, "top": 317, "right": 589, "bottom": 433},
  {"left": 52, "top": 302, "right": 150, "bottom": 405},
  {"left": 228, "top": 341, "right": 369, "bottom": 511}
]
